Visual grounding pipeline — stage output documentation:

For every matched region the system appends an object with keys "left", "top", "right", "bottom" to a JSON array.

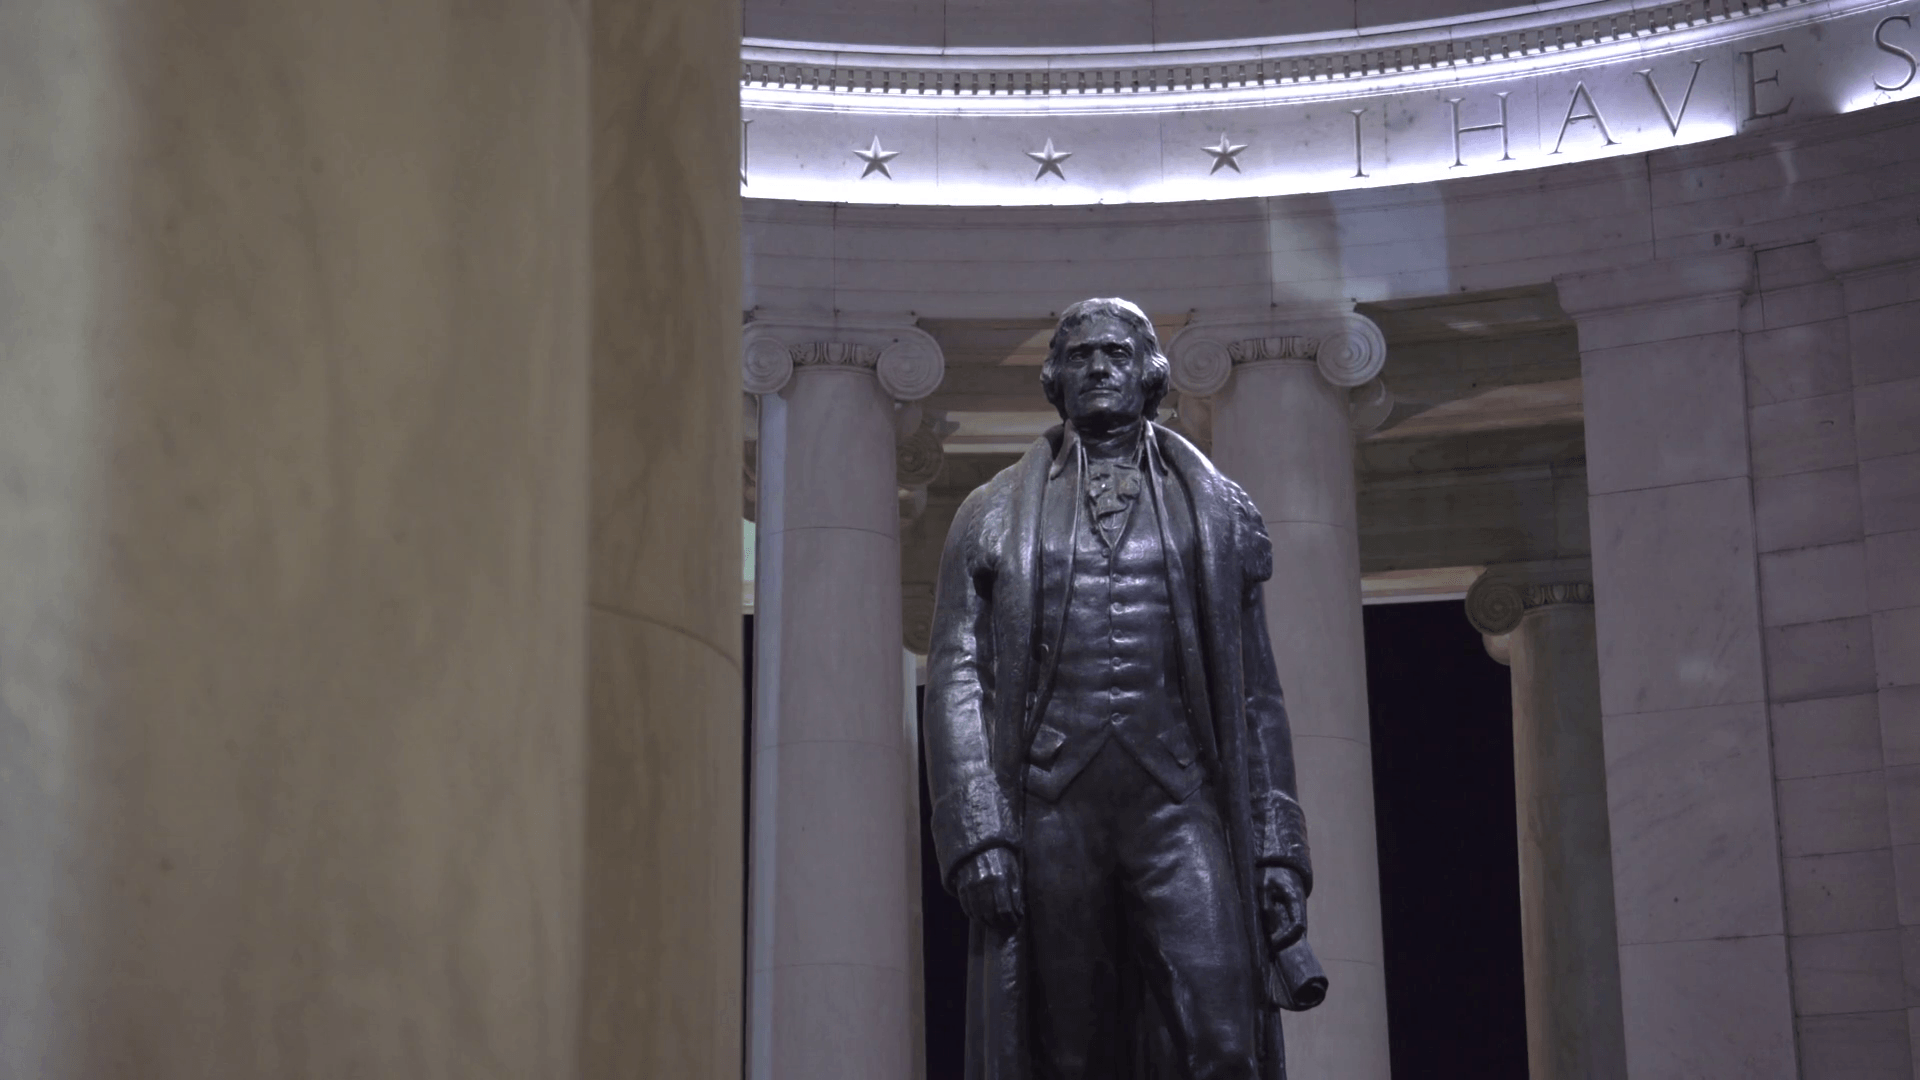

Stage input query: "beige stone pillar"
[
  {"left": 1169, "top": 311, "right": 1393, "bottom": 1080},
  {"left": 580, "top": 1, "right": 746, "bottom": 1078},
  {"left": 744, "top": 319, "right": 944, "bottom": 1080},
  {"left": 1467, "top": 568, "right": 1628, "bottom": 1080},
  {"left": 0, "top": 3, "right": 588, "bottom": 1077}
]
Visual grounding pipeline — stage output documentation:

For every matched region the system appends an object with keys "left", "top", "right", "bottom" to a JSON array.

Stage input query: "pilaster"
[{"left": 1556, "top": 251, "right": 1802, "bottom": 1078}]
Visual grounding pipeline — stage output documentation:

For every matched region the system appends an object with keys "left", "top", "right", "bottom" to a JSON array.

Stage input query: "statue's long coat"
[{"left": 924, "top": 422, "right": 1314, "bottom": 1080}]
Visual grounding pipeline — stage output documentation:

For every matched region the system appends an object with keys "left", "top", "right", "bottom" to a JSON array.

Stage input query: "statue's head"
[{"left": 1040, "top": 298, "right": 1170, "bottom": 428}]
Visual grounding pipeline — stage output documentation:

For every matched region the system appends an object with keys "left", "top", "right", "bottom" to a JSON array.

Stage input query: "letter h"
[{"left": 1448, "top": 93, "right": 1513, "bottom": 167}]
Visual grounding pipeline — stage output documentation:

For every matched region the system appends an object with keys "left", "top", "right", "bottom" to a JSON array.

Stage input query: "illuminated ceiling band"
[{"left": 738, "top": 0, "right": 1920, "bottom": 205}]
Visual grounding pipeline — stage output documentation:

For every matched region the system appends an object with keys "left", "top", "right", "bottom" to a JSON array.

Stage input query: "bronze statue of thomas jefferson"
[{"left": 924, "top": 298, "right": 1326, "bottom": 1080}]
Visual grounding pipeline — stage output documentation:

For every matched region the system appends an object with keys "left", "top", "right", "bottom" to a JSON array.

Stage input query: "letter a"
[{"left": 1552, "top": 81, "right": 1618, "bottom": 153}]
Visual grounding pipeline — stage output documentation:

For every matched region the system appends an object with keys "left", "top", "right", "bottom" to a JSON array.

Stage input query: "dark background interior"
[{"left": 751, "top": 597, "right": 1527, "bottom": 1078}]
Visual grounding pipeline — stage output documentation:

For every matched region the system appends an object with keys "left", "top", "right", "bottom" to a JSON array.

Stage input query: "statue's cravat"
[{"left": 1085, "top": 456, "right": 1143, "bottom": 550}]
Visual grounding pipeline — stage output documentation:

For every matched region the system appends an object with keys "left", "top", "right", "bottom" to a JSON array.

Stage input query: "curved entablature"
[
  {"left": 739, "top": 0, "right": 1920, "bottom": 204},
  {"left": 745, "top": 0, "right": 1811, "bottom": 101}
]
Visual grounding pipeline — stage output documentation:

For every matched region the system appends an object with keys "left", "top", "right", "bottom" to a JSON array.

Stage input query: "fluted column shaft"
[
  {"left": 1173, "top": 315, "right": 1393, "bottom": 1080},
  {"left": 1469, "top": 574, "right": 1627, "bottom": 1080},
  {"left": 745, "top": 324, "right": 943, "bottom": 1080}
]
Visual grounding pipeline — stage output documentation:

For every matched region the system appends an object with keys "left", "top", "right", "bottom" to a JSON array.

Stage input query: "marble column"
[
  {"left": 744, "top": 319, "right": 944, "bottom": 1079},
  {"left": 0, "top": 3, "right": 587, "bottom": 1077},
  {"left": 1170, "top": 311, "right": 1394, "bottom": 1080},
  {"left": 1466, "top": 568, "right": 1628, "bottom": 1080},
  {"left": 581, "top": 1, "right": 747, "bottom": 1077}
]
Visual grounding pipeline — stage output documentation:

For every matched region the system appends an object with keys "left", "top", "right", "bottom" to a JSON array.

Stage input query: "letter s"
[{"left": 1876, "top": 15, "right": 1917, "bottom": 92}]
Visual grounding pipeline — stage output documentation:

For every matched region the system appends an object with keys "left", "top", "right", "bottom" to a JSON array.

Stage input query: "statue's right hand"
[{"left": 955, "top": 847, "right": 1024, "bottom": 934}]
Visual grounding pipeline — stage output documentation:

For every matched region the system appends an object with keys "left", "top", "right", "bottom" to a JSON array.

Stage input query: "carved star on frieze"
[
  {"left": 1026, "top": 138, "right": 1073, "bottom": 181},
  {"left": 1202, "top": 133, "right": 1248, "bottom": 174},
  {"left": 854, "top": 135, "right": 902, "bottom": 179}
]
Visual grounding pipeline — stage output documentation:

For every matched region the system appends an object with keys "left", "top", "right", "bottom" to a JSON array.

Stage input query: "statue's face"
[{"left": 1055, "top": 315, "right": 1148, "bottom": 430}]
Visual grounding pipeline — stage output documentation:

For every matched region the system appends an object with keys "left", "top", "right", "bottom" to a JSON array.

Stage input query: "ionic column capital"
[
  {"left": 1167, "top": 307, "right": 1387, "bottom": 397},
  {"left": 741, "top": 314, "right": 945, "bottom": 401},
  {"left": 1466, "top": 563, "right": 1595, "bottom": 663}
]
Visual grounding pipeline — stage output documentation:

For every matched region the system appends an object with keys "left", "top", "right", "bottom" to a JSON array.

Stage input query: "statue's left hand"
[{"left": 1258, "top": 865, "right": 1307, "bottom": 954}]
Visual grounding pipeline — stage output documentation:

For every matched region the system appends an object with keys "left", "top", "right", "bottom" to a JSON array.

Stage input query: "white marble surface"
[
  {"left": 1580, "top": 331, "right": 1748, "bottom": 496},
  {"left": 1776, "top": 770, "right": 1894, "bottom": 859},
  {"left": 1605, "top": 702, "right": 1786, "bottom": 945},
  {"left": 1288, "top": 733, "right": 1388, "bottom": 967},
  {"left": 1759, "top": 541, "right": 1870, "bottom": 627},
  {"left": 1849, "top": 300, "right": 1920, "bottom": 385},
  {"left": 1772, "top": 693, "right": 1886, "bottom": 779},
  {"left": 1877, "top": 607, "right": 1920, "bottom": 687},
  {"left": 1617, "top": 935, "right": 1797, "bottom": 1080},
  {"left": 1745, "top": 318, "right": 1853, "bottom": 407},
  {"left": 1791, "top": 929, "right": 1910, "bottom": 1015},
  {"left": 1899, "top": 845, "right": 1920, "bottom": 924},
  {"left": 1750, "top": 392, "right": 1858, "bottom": 479},
  {"left": 1588, "top": 478, "right": 1766, "bottom": 715},
  {"left": 0, "top": 4, "right": 592, "bottom": 1077},
  {"left": 762, "top": 527, "right": 906, "bottom": 746},
  {"left": 1507, "top": 601, "right": 1628, "bottom": 1079},
  {"left": 1890, "top": 765, "right": 1920, "bottom": 848},
  {"left": 1868, "top": 530, "right": 1920, "bottom": 613},
  {"left": 1755, "top": 467, "right": 1866, "bottom": 553},
  {"left": 1784, "top": 849, "right": 1901, "bottom": 936},
  {"left": 1795, "top": 1011, "right": 1916, "bottom": 1079},
  {"left": 749, "top": 360, "right": 912, "bottom": 1080},
  {"left": 1766, "top": 617, "right": 1879, "bottom": 702},
  {"left": 762, "top": 740, "right": 912, "bottom": 972},
  {"left": 758, "top": 962, "right": 913, "bottom": 1080},
  {"left": 1215, "top": 360, "right": 1360, "bottom": 527},
  {"left": 1857, "top": 377, "right": 1920, "bottom": 462},
  {"left": 1886, "top": 686, "right": 1920, "bottom": 768}
]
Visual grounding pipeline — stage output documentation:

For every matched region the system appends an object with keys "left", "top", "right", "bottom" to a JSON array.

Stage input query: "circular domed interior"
[{"left": 745, "top": 0, "right": 1533, "bottom": 48}]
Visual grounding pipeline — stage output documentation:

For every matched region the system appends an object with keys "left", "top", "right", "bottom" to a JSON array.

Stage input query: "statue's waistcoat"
[{"left": 1027, "top": 458, "right": 1207, "bottom": 803}]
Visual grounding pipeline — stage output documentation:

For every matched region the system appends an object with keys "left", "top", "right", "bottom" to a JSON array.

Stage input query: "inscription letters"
[
  {"left": 1449, "top": 92, "right": 1513, "bottom": 167},
  {"left": 1637, "top": 59, "right": 1706, "bottom": 135},
  {"left": 1741, "top": 43, "right": 1794, "bottom": 121},
  {"left": 1350, "top": 108, "right": 1370, "bottom": 178},
  {"left": 1552, "top": 81, "right": 1618, "bottom": 153},
  {"left": 1876, "top": 15, "right": 1918, "bottom": 91},
  {"left": 745, "top": 9, "right": 1920, "bottom": 200}
]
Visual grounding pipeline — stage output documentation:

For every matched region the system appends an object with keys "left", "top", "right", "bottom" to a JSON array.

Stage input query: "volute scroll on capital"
[
  {"left": 1167, "top": 309, "right": 1391, "bottom": 436},
  {"left": 740, "top": 317, "right": 946, "bottom": 401},
  {"left": 1168, "top": 309, "right": 1387, "bottom": 395},
  {"left": 1465, "top": 569, "right": 1595, "bottom": 637}
]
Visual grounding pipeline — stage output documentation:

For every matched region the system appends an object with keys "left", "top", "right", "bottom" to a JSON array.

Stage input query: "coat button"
[{"left": 1036, "top": 642, "right": 1051, "bottom": 662}]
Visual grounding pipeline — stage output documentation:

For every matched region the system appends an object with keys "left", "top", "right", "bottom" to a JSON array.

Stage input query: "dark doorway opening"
[
  {"left": 910, "top": 599, "right": 1527, "bottom": 1077},
  {"left": 1364, "top": 599, "right": 1527, "bottom": 1077}
]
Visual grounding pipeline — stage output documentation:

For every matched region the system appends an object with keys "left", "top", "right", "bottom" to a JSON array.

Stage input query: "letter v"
[{"left": 1637, "top": 59, "right": 1705, "bottom": 135}]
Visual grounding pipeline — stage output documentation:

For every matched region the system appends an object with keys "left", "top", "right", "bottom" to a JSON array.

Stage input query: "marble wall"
[{"left": 1560, "top": 228, "right": 1920, "bottom": 1076}]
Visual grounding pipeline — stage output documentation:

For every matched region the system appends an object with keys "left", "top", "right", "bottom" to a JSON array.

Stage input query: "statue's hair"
[{"left": 1040, "top": 297, "right": 1170, "bottom": 421}]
